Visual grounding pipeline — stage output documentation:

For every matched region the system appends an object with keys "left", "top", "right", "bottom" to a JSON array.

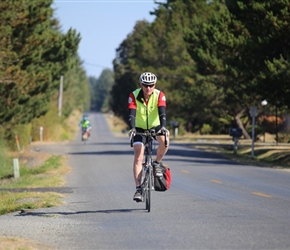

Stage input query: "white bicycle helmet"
[{"left": 139, "top": 72, "right": 157, "bottom": 85}]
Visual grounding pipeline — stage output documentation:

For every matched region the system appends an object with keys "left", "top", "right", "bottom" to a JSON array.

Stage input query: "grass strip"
[
  {"left": 0, "top": 155, "right": 69, "bottom": 215},
  {"left": 0, "top": 191, "right": 63, "bottom": 215}
]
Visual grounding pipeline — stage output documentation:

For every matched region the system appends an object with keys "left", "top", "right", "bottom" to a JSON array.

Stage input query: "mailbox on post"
[
  {"left": 170, "top": 121, "right": 179, "bottom": 138},
  {"left": 229, "top": 128, "right": 242, "bottom": 138},
  {"left": 229, "top": 127, "right": 242, "bottom": 154}
]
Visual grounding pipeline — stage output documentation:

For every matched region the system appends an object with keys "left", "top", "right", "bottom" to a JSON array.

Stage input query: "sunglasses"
[{"left": 142, "top": 84, "right": 155, "bottom": 88}]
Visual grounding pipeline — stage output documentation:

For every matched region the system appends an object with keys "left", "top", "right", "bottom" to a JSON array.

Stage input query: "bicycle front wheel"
[{"left": 145, "top": 167, "right": 152, "bottom": 212}]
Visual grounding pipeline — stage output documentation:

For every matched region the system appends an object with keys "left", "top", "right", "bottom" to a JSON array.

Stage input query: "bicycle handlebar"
[{"left": 129, "top": 129, "right": 169, "bottom": 147}]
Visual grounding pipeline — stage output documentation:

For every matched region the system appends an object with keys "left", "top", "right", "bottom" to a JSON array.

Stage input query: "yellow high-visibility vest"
[{"left": 133, "top": 88, "right": 160, "bottom": 129}]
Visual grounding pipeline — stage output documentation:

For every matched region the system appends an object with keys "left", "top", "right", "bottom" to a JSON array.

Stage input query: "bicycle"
[
  {"left": 130, "top": 129, "right": 168, "bottom": 212},
  {"left": 81, "top": 128, "right": 90, "bottom": 143}
]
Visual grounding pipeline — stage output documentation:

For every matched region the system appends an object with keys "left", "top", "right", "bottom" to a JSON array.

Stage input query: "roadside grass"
[
  {"left": 105, "top": 114, "right": 290, "bottom": 169},
  {"left": 0, "top": 141, "right": 12, "bottom": 180},
  {"left": 231, "top": 145, "right": 290, "bottom": 168},
  {"left": 0, "top": 112, "right": 78, "bottom": 249},
  {"left": 0, "top": 109, "right": 80, "bottom": 217},
  {"left": 0, "top": 157, "right": 12, "bottom": 180},
  {"left": 175, "top": 134, "right": 290, "bottom": 168},
  {"left": 0, "top": 236, "right": 53, "bottom": 250},
  {"left": 105, "top": 113, "right": 128, "bottom": 134},
  {"left": 0, "top": 155, "right": 69, "bottom": 215},
  {"left": 1, "top": 155, "right": 69, "bottom": 189},
  {"left": 0, "top": 192, "right": 63, "bottom": 215}
]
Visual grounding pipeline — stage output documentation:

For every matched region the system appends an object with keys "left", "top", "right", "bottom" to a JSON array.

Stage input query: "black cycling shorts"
[{"left": 133, "top": 126, "right": 163, "bottom": 145}]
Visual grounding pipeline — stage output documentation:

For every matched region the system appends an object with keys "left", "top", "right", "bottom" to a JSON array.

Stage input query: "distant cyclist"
[
  {"left": 79, "top": 114, "right": 92, "bottom": 140},
  {"left": 128, "top": 72, "right": 170, "bottom": 202}
]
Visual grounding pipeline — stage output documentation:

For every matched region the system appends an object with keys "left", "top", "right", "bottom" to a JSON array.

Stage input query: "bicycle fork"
[{"left": 141, "top": 162, "right": 154, "bottom": 200}]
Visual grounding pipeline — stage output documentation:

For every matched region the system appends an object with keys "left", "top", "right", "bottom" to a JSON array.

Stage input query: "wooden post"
[
  {"left": 13, "top": 158, "right": 20, "bottom": 178},
  {"left": 249, "top": 106, "right": 257, "bottom": 158},
  {"left": 233, "top": 137, "right": 238, "bottom": 154},
  {"left": 40, "top": 126, "right": 43, "bottom": 141},
  {"left": 15, "top": 134, "right": 20, "bottom": 151}
]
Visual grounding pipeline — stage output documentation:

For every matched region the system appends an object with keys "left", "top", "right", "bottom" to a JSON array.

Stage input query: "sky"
[{"left": 52, "top": 0, "right": 163, "bottom": 79}]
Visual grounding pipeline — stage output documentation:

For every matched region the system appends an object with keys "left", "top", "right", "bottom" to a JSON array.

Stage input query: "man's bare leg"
[{"left": 133, "top": 143, "right": 144, "bottom": 186}]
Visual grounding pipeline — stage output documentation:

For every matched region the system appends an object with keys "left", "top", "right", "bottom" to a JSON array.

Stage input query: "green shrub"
[
  {"left": 31, "top": 106, "right": 60, "bottom": 141},
  {"left": 0, "top": 140, "right": 13, "bottom": 179},
  {"left": 201, "top": 124, "right": 212, "bottom": 135},
  {"left": 4, "top": 123, "right": 32, "bottom": 150},
  {"left": 13, "top": 123, "right": 32, "bottom": 150},
  {"left": 31, "top": 106, "right": 78, "bottom": 142}
]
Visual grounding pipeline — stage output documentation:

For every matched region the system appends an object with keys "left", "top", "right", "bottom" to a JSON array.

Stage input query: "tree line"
[
  {"left": 1, "top": 0, "right": 289, "bottom": 146},
  {"left": 110, "top": 0, "right": 290, "bottom": 139},
  {"left": 0, "top": 0, "right": 90, "bottom": 146}
]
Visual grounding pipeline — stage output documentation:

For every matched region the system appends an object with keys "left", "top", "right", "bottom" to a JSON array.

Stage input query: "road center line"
[
  {"left": 210, "top": 179, "right": 223, "bottom": 184},
  {"left": 252, "top": 192, "right": 272, "bottom": 198},
  {"left": 181, "top": 170, "right": 190, "bottom": 174}
]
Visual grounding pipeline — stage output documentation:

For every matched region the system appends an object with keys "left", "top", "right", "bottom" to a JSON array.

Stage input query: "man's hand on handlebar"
[
  {"left": 157, "top": 127, "right": 169, "bottom": 147},
  {"left": 157, "top": 127, "right": 168, "bottom": 135},
  {"left": 129, "top": 128, "right": 136, "bottom": 137},
  {"left": 129, "top": 128, "right": 136, "bottom": 146}
]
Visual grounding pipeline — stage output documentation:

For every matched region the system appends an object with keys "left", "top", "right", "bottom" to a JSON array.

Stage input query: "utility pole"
[
  {"left": 275, "top": 104, "right": 278, "bottom": 145},
  {"left": 58, "top": 75, "right": 63, "bottom": 117}
]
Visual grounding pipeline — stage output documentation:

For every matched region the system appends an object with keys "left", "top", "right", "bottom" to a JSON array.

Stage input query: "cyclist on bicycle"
[
  {"left": 79, "top": 114, "right": 92, "bottom": 139},
  {"left": 128, "top": 72, "right": 170, "bottom": 202}
]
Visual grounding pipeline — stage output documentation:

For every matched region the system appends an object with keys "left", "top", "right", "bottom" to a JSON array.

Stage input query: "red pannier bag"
[{"left": 154, "top": 163, "right": 171, "bottom": 191}]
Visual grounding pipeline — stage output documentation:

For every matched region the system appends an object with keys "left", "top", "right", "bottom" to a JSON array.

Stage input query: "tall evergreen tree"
[
  {"left": 0, "top": 0, "right": 81, "bottom": 126},
  {"left": 110, "top": 0, "right": 290, "bottom": 134},
  {"left": 185, "top": 0, "right": 258, "bottom": 136},
  {"left": 62, "top": 57, "right": 90, "bottom": 116},
  {"left": 90, "top": 69, "right": 114, "bottom": 112},
  {"left": 225, "top": 0, "right": 290, "bottom": 108},
  {"left": 112, "top": 20, "right": 151, "bottom": 121}
]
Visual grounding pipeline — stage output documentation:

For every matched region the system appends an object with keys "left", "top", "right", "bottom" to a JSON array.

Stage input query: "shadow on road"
[
  {"left": 69, "top": 150, "right": 133, "bottom": 155},
  {"left": 70, "top": 142, "right": 130, "bottom": 147},
  {"left": 17, "top": 208, "right": 146, "bottom": 216},
  {"left": 166, "top": 147, "right": 241, "bottom": 166},
  {"left": 165, "top": 157, "right": 240, "bottom": 166}
]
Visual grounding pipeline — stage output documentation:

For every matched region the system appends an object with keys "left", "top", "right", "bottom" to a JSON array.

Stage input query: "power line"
[
  {"left": 55, "top": 0, "right": 167, "bottom": 2},
  {"left": 83, "top": 61, "right": 183, "bottom": 79},
  {"left": 84, "top": 62, "right": 110, "bottom": 68}
]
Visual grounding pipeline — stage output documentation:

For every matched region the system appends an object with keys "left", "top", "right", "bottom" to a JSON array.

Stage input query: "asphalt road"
[{"left": 0, "top": 112, "right": 290, "bottom": 250}]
